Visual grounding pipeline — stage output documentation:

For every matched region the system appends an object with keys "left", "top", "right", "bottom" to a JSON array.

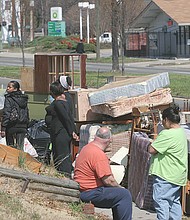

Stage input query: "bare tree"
[{"left": 111, "top": 0, "right": 120, "bottom": 71}]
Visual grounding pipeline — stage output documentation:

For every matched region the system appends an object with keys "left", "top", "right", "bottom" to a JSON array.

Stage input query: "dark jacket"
[
  {"left": 76, "top": 42, "right": 85, "bottom": 54},
  {"left": 1, "top": 91, "right": 29, "bottom": 131},
  {"left": 45, "top": 99, "right": 76, "bottom": 137}
]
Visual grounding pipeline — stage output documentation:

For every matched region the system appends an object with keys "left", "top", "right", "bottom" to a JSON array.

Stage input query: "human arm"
[
  {"left": 148, "top": 130, "right": 169, "bottom": 155},
  {"left": 54, "top": 100, "right": 75, "bottom": 136},
  {"left": 102, "top": 175, "right": 121, "bottom": 187},
  {"left": 1, "top": 97, "right": 12, "bottom": 131},
  {"left": 148, "top": 145, "right": 158, "bottom": 154}
]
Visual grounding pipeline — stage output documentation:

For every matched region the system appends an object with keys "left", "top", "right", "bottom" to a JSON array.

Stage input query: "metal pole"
[
  {"left": 0, "top": 0, "right": 2, "bottom": 50},
  {"left": 79, "top": 7, "right": 83, "bottom": 40},
  {"left": 12, "top": 0, "right": 16, "bottom": 37},
  {"left": 30, "top": 0, "right": 34, "bottom": 41},
  {"left": 87, "top": 6, "right": 89, "bottom": 44},
  {"left": 30, "top": 9, "right": 33, "bottom": 41}
]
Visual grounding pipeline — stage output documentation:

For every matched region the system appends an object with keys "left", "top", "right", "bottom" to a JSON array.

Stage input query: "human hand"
[
  {"left": 72, "top": 132, "right": 79, "bottom": 141},
  {"left": 1, "top": 131, "right": 5, "bottom": 138}
]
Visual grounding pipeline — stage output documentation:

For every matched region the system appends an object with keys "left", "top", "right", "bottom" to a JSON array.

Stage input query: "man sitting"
[{"left": 74, "top": 127, "right": 132, "bottom": 220}]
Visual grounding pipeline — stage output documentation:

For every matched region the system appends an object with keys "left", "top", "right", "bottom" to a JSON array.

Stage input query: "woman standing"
[
  {"left": 58, "top": 75, "right": 74, "bottom": 119},
  {"left": 45, "top": 81, "right": 77, "bottom": 177},
  {"left": 1, "top": 81, "right": 29, "bottom": 150},
  {"left": 148, "top": 105, "right": 188, "bottom": 220}
]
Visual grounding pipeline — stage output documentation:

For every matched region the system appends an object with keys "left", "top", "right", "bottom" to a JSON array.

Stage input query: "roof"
[{"left": 132, "top": 0, "right": 190, "bottom": 28}]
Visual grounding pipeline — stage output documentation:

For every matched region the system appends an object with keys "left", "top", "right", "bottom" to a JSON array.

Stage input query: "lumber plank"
[
  {"left": 29, "top": 183, "right": 80, "bottom": 198},
  {"left": 0, "top": 166, "right": 79, "bottom": 189},
  {"left": 47, "top": 194, "right": 80, "bottom": 203}
]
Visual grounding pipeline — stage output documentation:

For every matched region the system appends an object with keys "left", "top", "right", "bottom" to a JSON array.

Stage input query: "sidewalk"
[{"left": 95, "top": 202, "right": 156, "bottom": 220}]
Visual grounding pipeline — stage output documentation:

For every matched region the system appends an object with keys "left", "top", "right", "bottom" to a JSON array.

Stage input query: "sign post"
[{"left": 48, "top": 21, "right": 66, "bottom": 37}]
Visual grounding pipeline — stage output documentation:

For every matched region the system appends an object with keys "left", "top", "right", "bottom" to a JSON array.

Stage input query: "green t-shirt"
[{"left": 149, "top": 127, "right": 188, "bottom": 186}]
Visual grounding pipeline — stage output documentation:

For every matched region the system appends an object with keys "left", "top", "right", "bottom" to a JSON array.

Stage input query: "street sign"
[
  {"left": 50, "top": 7, "right": 62, "bottom": 21},
  {"left": 48, "top": 21, "right": 66, "bottom": 37}
]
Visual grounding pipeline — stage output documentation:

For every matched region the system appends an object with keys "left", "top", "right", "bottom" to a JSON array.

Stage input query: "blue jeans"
[
  {"left": 153, "top": 175, "right": 182, "bottom": 220},
  {"left": 80, "top": 186, "right": 132, "bottom": 220}
]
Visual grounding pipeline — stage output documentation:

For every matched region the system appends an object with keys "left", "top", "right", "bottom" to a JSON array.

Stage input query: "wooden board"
[
  {"left": 0, "top": 144, "right": 42, "bottom": 173},
  {"left": 69, "top": 89, "right": 104, "bottom": 122},
  {"left": 20, "top": 67, "right": 34, "bottom": 92}
]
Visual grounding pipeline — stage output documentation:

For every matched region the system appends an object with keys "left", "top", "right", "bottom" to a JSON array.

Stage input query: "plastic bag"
[
  {"left": 24, "top": 137, "right": 38, "bottom": 157},
  {"left": 0, "top": 136, "right": 6, "bottom": 145}
]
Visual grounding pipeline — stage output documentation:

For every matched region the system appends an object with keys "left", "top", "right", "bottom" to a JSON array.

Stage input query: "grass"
[
  {"left": 0, "top": 191, "right": 41, "bottom": 220},
  {"left": 87, "top": 56, "right": 154, "bottom": 63},
  {"left": 0, "top": 66, "right": 190, "bottom": 98},
  {"left": 0, "top": 66, "right": 20, "bottom": 79}
]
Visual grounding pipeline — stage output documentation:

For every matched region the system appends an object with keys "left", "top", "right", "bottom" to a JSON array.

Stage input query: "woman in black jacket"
[
  {"left": 45, "top": 81, "right": 78, "bottom": 177},
  {"left": 1, "top": 81, "right": 29, "bottom": 150},
  {"left": 58, "top": 75, "right": 74, "bottom": 119}
]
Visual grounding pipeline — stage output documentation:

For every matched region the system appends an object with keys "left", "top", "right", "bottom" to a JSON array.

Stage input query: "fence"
[{"left": 125, "top": 30, "right": 190, "bottom": 58}]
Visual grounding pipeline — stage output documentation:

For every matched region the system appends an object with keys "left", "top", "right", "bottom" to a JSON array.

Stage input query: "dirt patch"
[
  {"left": 0, "top": 175, "right": 81, "bottom": 220},
  {"left": 0, "top": 163, "right": 110, "bottom": 220}
]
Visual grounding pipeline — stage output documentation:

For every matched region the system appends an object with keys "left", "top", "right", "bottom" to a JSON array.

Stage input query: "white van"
[{"left": 99, "top": 32, "right": 112, "bottom": 43}]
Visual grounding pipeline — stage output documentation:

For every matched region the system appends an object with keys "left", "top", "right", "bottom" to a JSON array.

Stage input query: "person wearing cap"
[{"left": 74, "top": 127, "right": 132, "bottom": 220}]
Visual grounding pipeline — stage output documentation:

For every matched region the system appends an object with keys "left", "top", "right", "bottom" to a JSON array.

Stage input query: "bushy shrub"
[
  {"left": 84, "top": 43, "right": 96, "bottom": 53},
  {"left": 26, "top": 35, "right": 96, "bottom": 53}
]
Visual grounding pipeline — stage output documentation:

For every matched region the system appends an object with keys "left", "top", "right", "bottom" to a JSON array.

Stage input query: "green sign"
[{"left": 48, "top": 21, "right": 66, "bottom": 37}]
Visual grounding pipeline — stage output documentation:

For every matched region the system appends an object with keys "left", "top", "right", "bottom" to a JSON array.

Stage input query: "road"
[{"left": 0, "top": 52, "right": 190, "bottom": 75}]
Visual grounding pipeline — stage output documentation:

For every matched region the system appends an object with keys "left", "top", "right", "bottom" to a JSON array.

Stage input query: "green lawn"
[
  {"left": 87, "top": 57, "right": 154, "bottom": 63},
  {"left": 0, "top": 66, "right": 189, "bottom": 98}
]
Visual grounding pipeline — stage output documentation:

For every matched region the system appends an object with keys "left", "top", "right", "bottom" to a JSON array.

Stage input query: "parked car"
[{"left": 99, "top": 32, "right": 112, "bottom": 43}]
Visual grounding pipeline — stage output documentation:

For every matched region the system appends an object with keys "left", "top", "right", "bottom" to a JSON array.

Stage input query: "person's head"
[
  {"left": 162, "top": 104, "right": 180, "bottom": 129},
  {"left": 58, "top": 75, "right": 72, "bottom": 90},
  {"left": 6, "top": 81, "right": 20, "bottom": 93},
  {"left": 50, "top": 81, "right": 65, "bottom": 99},
  {"left": 94, "top": 127, "right": 112, "bottom": 151}
]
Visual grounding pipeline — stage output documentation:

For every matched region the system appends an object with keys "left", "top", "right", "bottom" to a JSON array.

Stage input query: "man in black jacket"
[{"left": 76, "top": 39, "right": 85, "bottom": 54}]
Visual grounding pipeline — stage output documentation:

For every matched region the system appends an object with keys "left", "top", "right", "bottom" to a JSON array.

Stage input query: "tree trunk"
[
  {"left": 96, "top": 0, "right": 100, "bottom": 61},
  {"left": 112, "top": 0, "right": 119, "bottom": 71}
]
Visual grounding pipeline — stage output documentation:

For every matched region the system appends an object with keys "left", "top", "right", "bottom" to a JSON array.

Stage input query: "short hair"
[
  {"left": 66, "top": 76, "right": 72, "bottom": 87},
  {"left": 96, "top": 127, "right": 111, "bottom": 139},
  {"left": 162, "top": 104, "right": 180, "bottom": 123},
  {"left": 50, "top": 81, "right": 65, "bottom": 96},
  {"left": 9, "top": 80, "right": 20, "bottom": 91}
]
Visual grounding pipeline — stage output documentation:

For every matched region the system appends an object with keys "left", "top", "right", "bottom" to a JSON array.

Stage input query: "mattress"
[
  {"left": 91, "top": 88, "right": 172, "bottom": 117},
  {"left": 88, "top": 72, "right": 170, "bottom": 106}
]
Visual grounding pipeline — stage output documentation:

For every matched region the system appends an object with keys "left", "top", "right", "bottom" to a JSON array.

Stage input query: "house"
[{"left": 128, "top": 0, "right": 190, "bottom": 58}]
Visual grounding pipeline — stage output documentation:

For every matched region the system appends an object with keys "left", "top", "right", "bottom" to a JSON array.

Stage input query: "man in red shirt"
[{"left": 74, "top": 127, "right": 132, "bottom": 220}]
